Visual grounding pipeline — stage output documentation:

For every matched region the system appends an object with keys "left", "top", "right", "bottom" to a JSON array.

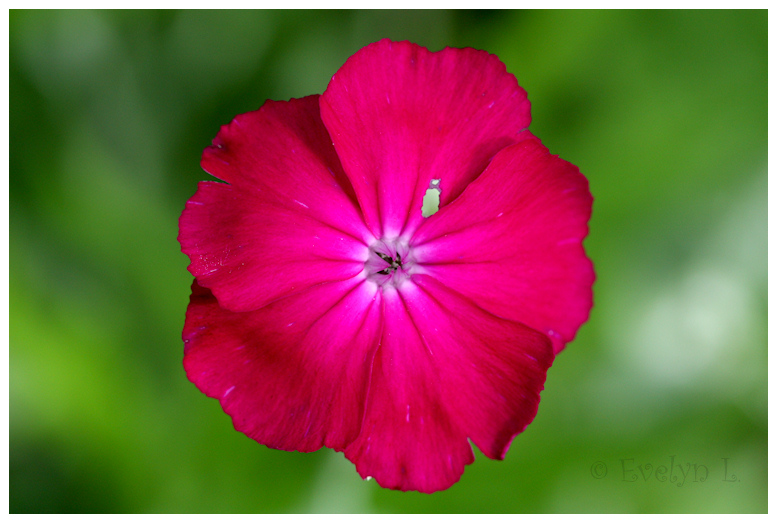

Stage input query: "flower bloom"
[{"left": 179, "top": 40, "right": 593, "bottom": 493}]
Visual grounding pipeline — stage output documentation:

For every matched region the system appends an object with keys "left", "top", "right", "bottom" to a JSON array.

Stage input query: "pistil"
[{"left": 365, "top": 239, "right": 414, "bottom": 287}]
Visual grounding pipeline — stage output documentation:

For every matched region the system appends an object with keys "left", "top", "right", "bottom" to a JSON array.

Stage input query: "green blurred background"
[{"left": 10, "top": 9, "right": 767, "bottom": 513}]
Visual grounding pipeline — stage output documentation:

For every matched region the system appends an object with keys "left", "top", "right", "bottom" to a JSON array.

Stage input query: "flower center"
[
  {"left": 364, "top": 239, "right": 415, "bottom": 287},
  {"left": 375, "top": 251, "right": 404, "bottom": 275}
]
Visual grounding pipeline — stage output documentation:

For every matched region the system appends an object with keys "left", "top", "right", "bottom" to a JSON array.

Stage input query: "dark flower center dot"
[
  {"left": 375, "top": 251, "right": 403, "bottom": 275},
  {"left": 365, "top": 239, "right": 415, "bottom": 287}
]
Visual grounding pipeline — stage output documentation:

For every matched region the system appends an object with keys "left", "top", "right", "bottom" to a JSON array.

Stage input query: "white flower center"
[{"left": 365, "top": 239, "right": 415, "bottom": 287}]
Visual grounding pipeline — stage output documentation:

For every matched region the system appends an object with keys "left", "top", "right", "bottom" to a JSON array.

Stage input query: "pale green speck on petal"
[{"left": 421, "top": 179, "right": 441, "bottom": 218}]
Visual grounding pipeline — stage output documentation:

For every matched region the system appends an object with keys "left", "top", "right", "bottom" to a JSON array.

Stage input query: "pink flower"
[{"left": 179, "top": 40, "right": 594, "bottom": 493}]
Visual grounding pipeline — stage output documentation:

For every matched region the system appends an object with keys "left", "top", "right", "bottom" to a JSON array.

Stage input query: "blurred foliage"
[{"left": 9, "top": 9, "right": 766, "bottom": 513}]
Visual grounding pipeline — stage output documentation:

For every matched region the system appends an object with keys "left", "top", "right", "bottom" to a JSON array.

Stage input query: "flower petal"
[
  {"left": 179, "top": 95, "right": 374, "bottom": 312},
  {"left": 409, "top": 275, "right": 554, "bottom": 459},
  {"left": 412, "top": 136, "right": 594, "bottom": 353},
  {"left": 343, "top": 284, "right": 473, "bottom": 493},
  {"left": 344, "top": 276, "right": 553, "bottom": 492},
  {"left": 320, "top": 40, "right": 532, "bottom": 240},
  {"left": 183, "top": 277, "right": 382, "bottom": 452}
]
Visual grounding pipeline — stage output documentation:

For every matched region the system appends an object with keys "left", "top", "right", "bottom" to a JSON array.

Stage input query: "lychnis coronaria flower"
[{"left": 179, "top": 40, "right": 594, "bottom": 493}]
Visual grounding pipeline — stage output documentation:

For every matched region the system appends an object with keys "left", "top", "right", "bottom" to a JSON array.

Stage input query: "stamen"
[
  {"left": 373, "top": 249, "right": 403, "bottom": 275},
  {"left": 366, "top": 239, "right": 414, "bottom": 287}
]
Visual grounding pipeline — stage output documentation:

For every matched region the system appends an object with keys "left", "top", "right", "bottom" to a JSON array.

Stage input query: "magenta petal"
[
  {"left": 179, "top": 96, "right": 374, "bottom": 312},
  {"left": 320, "top": 40, "right": 532, "bottom": 239},
  {"left": 183, "top": 277, "right": 382, "bottom": 452},
  {"left": 412, "top": 136, "right": 594, "bottom": 353},
  {"left": 407, "top": 275, "right": 554, "bottom": 460},
  {"left": 344, "top": 284, "right": 474, "bottom": 493},
  {"left": 344, "top": 276, "right": 553, "bottom": 492}
]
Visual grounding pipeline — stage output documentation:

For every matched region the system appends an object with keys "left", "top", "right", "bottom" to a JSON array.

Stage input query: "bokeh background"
[{"left": 10, "top": 9, "right": 767, "bottom": 513}]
